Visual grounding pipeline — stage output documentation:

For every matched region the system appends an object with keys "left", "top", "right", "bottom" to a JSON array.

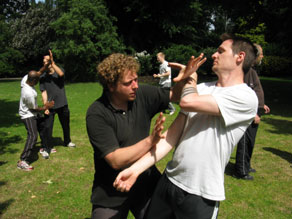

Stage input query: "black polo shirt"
[
  {"left": 39, "top": 71, "right": 67, "bottom": 109},
  {"left": 86, "top": 84, "right": 170, "bottom": 207}
]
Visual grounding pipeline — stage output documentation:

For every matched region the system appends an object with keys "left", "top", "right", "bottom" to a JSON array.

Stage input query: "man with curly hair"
[{"left": 86, "top": 53, "right": 181, "bottom": 219}]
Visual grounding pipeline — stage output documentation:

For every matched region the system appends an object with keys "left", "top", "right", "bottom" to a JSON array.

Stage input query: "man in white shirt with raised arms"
[{"left": 114, "top": 33, "right": 258, "bottom": 218}]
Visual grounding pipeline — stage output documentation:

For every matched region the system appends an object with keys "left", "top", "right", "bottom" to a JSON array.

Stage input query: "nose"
[
  {"left": 132, "top": 80, "right": 138, "bottom": 89},
  {"left": 211, "top": 52, "right": 217, "bottom": 60}
]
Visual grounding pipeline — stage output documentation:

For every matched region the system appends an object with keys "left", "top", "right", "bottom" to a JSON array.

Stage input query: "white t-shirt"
[
  {"left": 166, "top": 81, "right": 258, "bottom": 201},
  {"left": 159, "top": 60, "right": 171, "bottom": 85},
  {"left": 19, "top": 75, "right": 38, "bottom": 119}
]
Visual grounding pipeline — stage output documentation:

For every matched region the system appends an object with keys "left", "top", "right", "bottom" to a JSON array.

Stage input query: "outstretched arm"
[
  {"left": 113, "top": 112, "right": 186, "bottom": 192},
  {"left": 169, "top": 54, "right": 206, "bottom": 102},
  {"left": 170, "top": 55, "right": 220, "bottom": 115},
  {"left": 104, "top": 113, "right": 166, "bottom": 170},
  {"left": 49, "top": 50, "right": 64, "bottom": 77}
]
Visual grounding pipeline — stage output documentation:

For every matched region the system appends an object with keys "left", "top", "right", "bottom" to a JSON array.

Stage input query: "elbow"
[
  {"left": 106, "top": 155, "right": 128, "bottom": 170},
  {"left": 179, "top": 98, "right": 191, "bottom": 110}
]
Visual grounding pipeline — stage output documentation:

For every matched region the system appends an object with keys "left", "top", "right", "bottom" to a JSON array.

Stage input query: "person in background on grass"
[
  {"left": 39, "top": 50, "right": 75, "bottom": 159},
  {"left": 86, "top": 53, "right": 182, "bottom": 219},
  {"left": 18, "top": 70, "right": 54, "bottom": 171},
  {"left": 113, "top": 33, "right": 258, "bottom": 219},
  {"left": 234, "top": 43, "right": 270, "bottom": 180},
  {"left": 153, "top": 52, "right": 176, "bottom": 115}
]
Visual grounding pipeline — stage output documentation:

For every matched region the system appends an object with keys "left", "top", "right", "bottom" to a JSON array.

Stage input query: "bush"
[
  {"left": 0, "top": 48, "right": 24, "bottom": 77},
  {"left": 134, "top": 51, "right": 153, "bottom": 76},
  {"left": 162, "top": 45, "right": 217, "bottom": 76},
  {"left": 51, "top": 0, "right": 125, "bottom": 82},
  {"left": 199, "top": 47, "right": 216, "bottom": 75},
  {"left": 259, "top": 56, "right": 292, "bottom": 77}
]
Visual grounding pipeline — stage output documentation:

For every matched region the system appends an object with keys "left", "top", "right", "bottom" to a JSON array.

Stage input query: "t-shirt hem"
[{"left": 166, "top": 174, "right": 225, "bottom": 201}]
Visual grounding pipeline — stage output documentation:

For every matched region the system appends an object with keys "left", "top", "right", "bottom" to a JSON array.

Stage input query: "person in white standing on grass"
[
  {"left": 153, "top": 52, "right": 176, "bottom": 115},
  {"left": 114, "top": 33, "right": 258, "bottom": 219},
  {"left": 18, "top": 70, "right": 54, "bottom": 171}
]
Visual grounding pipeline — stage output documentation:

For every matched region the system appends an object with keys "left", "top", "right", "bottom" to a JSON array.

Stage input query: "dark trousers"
[
  {"left": 44, "top": 105, "right": 71, "bottom": 149},
  {"left": 92, "top": 199, "right": 150, "bottom": 219},
  {"left": 235, "top": 121, "right": 259, "bottom": 176},
  {"left": 21, "top": 116, "right": 46, "bottom": 162},
  {"left": 144, "top": 174, "right": 219, "bottom": 219}
]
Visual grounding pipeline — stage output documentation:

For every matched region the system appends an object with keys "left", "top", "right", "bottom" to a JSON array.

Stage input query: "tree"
[
  {"left": 0, "top": 0, "right": 30, "bottom": 21},
  {"left": 51, "top": 0, "right": 125, "bottom": 81},
  {"left": 0, "top": 19, "right": 24, "bottom": 77},
  {"left": 105, "top": 0, "right": 208, "bottom": 52},
  {"left": 10, "top": 4, "right": 58, "bottom": 68}
]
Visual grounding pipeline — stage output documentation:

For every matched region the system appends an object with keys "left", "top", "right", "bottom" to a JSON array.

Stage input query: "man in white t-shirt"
[
  {"left": 153, "top": 52, "right": 176, "bottom": 115},
  {"left": 113, "top": 33, "right": 258, "bottom": 218},
  {"left": 18, "top": 70, "right": 54, "bottom": 171}
]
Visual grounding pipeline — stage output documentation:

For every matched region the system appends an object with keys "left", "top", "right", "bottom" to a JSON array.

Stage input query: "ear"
[
  {"left": 107, "top": 83, "right": 115, "bottom": 92},
  {"left": 236, "top": 51, "right": 245, "bottom": 63}
]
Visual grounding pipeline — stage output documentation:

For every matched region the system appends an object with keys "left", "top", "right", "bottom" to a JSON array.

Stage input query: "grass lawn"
[{"left": 0, "top": 77, "right": 291, "bottom": 218}]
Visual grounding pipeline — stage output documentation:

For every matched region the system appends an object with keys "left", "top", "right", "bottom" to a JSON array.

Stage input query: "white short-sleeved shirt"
[
  {"left": 159, "top": 60, "right": 171, "bottom": 85},
  {"left": 166, "top": 81, "right": 258, "bottom": 201},
  {"left": 19, "top": 75, "right": 38, "bottom": 119}
]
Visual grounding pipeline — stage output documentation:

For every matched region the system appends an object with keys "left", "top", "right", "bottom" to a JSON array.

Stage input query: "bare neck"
[{"left": 216, "top": 70, "right": 244, "bottom": 87}]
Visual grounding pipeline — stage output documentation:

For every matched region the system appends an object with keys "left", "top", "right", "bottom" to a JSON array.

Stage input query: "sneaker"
[
  {"left": 40, "top": 149, "right": 49, "bottom": 159},
  {"left": 249, "top": 168, "right": 256, "bottom": 173},
  {"left": 233, "top": 173, "right": 254, "bottom": 180},
  {"left": 169, "top": 111, "right": 175, "bottom": 115},
  {"left": 17, "top": 160, "right": 34, "bottom": 171},
  {"left": 40, "top": 148, "right": 56, "bottom": 154},
  {"left": 67, "top": 142, "right": 76, "bottom": 148}
]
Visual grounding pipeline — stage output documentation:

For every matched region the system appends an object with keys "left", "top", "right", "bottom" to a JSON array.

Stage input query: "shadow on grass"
[
  {"left": 263, "top": 147, "right": 292, "bottom": 164},
  {"left": 0, "top": 198, "right": 15, "bottom": 216},
  {"left": 0, "top": 131, "right": 22, "bottom": 155},
  {"left": 0, "top": 181, "right": 14, "bottom": 216},
  {"left": 0, "top": 99, "right": 21, "bottom": 128},
  {"left": 260, "top": 79, "right": 292, "bottom": 118},
  {"left": 263, "top": 117, "right": 292, "bottom": 135},
  {"left": 52, "top": 137, "right": 65, "bottom": 147},
  {"left": 224, "top": 162, "right": 235, "bottom": 176}
]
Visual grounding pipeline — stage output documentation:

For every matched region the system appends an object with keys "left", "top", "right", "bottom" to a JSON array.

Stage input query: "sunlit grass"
[{"left": 0, "top": 77, "right": 291, "bottom": 218}]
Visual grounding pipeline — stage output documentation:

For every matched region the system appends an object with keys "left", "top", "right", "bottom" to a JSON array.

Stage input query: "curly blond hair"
[{"left": 97, "top": 53, "right": 140, "bottom": 89}]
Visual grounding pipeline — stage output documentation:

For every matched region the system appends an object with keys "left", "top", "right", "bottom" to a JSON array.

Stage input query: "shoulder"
[{"left": 87, "top": 99, "right": 105, "bottom": 117}]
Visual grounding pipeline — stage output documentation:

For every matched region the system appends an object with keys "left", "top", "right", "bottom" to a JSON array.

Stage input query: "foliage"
[
  {"left": 0, "top": 0, "right": 30, "bottom": 21},
  {"left": 51, "top": 0, "right": 125, "bottom": 81},
  {"left": 163, "top": 44, "right": 198, "bottom": 65},
  {"left": 0, "top": 20, "right": 24, "bottom": 77},
  {"left": 134, "top": 51, "right": 153, "bottom": 76},
  {"left": 235, "top": 22, "right": 267, "bottom": 46},
  {"left": 10, "top": 4, "right": 58, "bottom": 66},
  {"left": 258, "top": 56, "right": 292, "bottom": 77},
  {"left": 105, "top": 0, "right": 207, "bottom": 52}
]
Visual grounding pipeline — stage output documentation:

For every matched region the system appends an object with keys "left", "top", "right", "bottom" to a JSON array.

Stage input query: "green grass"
[{"left": 0, "top": 77, "right": 292, "bottom": 218}]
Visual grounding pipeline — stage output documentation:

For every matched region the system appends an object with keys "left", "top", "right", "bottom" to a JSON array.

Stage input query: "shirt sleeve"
[
  {"left": 213, "top": 86, "right": 258, "bottom": 127},
  {"left": 86, "top": 106, "right": 119, "bottom": 159},
  {"left": 139, "top": 85, "right": 170, "bottom": 117}
]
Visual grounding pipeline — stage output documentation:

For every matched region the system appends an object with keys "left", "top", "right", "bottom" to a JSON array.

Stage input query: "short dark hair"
[
  {"left": 220, "top": 33, "right": 257, "bottom": 74},
  {"left": 27, "top": 70, "right": 39, "bottom": 83}
]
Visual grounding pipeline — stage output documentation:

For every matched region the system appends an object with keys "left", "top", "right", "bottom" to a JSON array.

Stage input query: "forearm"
[
  {"left": 129, "top": 139, "right": 173, "bottom": 176},
  {"left": 159, "top": 71, "right": 170, "bottom": 78},
  {"left": 170, "top": 81, "right": 185, "bottom": 102},
  {"left": 124, "top": 113, "right": 186, "bottom": 175},
  {"left": 52, "top": 62, "right": 64, "bottom": 77},
  {"left": 179, "top": 76, "right": 220, "bottom": 115},
  {"left": 105, "top": 135, "right": 156, "bottom": 170},
  {"left": 41, "top": 91, "right": 48, "bottom": 104}
]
